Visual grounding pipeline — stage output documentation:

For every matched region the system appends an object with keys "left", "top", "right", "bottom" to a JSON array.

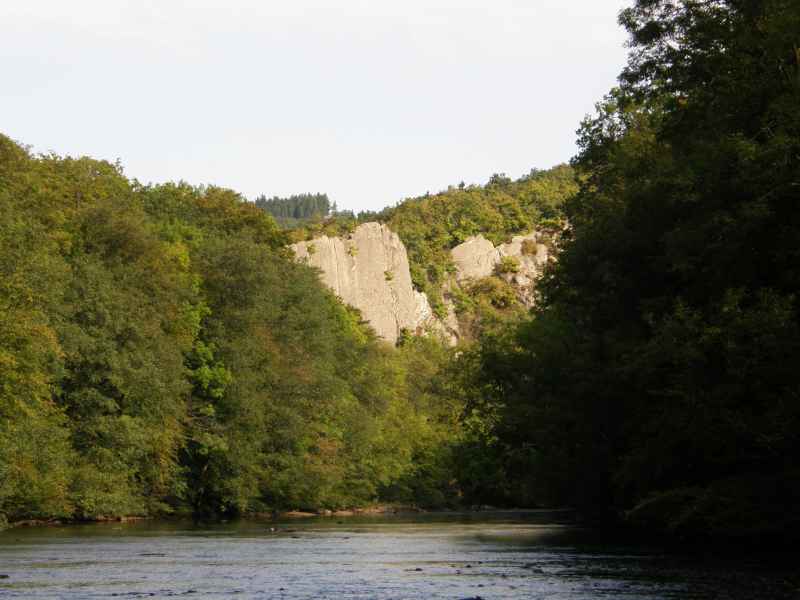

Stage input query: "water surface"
[{"left": 0, "top": 511, "right": 797, "bottom": 599}]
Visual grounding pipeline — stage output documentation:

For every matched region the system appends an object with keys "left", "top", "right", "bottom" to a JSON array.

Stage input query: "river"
[{"left": 0, "top": 511, "right": 797, "bottom": 599}]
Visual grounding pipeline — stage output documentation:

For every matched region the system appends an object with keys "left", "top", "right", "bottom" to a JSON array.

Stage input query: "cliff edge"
[{"left": 290, "top": 222, "right": 434, "bottom": 344}]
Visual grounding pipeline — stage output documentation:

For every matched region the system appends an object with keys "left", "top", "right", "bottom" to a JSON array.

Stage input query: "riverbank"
[
  {"left": 7, "top": 503, "right": 797, "bottom": 549},
  {"left": 1, "top": 506, "right": 568, "bottom": 531}
]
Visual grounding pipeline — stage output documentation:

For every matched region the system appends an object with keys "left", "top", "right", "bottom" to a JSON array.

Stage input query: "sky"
[{"left": 1, "top": 1, "right": 631, "bottom": 213}]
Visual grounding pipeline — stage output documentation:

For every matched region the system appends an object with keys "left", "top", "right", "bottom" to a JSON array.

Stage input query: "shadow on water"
[{"left": 1, "top": 510, "right": 798, "bottom": 599}]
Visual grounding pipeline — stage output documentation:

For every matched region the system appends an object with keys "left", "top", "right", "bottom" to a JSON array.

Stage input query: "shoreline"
[
  {"left": 1, "top": 506, "right": 568, "bottom": 531},
  {"left": 4, "top": 509, "right": 799, "bottom": 551}
]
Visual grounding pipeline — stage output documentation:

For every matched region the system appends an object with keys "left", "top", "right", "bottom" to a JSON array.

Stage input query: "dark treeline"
[
  {"left": 254, "top": 193, "right": 332, "bottom": 226},
  {"left": 460, "top": 0, "right": 800, "bottom": 540}
]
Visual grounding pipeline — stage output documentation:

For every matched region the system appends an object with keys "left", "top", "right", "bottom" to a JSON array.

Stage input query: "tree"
[{"left": 462, "top": 0, "right": 800, "bottom": 537}]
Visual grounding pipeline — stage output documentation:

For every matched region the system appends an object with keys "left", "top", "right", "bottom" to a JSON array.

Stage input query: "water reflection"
[{"left": 0, "top": 511, "right": 797, "bottom": 599}]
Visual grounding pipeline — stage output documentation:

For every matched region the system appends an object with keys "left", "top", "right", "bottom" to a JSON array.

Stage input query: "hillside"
[
  {"left": 284, "top": 165, "right": 577, "bottom": 340},
  {"left": 0, "top": 135, "right": 470, "bottom": 523}
]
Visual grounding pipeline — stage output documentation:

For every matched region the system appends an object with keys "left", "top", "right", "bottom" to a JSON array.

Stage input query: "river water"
[{"left": 0, "top": 511, "right": 797, "bottom": 599}]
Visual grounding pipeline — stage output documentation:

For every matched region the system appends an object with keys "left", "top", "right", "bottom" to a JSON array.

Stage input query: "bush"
[
  {"left": 468, "top": 277, "right": 518, "bottom": 309},
  {"left": 495, "top": 256, "right": 520, "bottom": 275},
  {"left": 521, "top": 239, "right": 537, "bottom": 256}
]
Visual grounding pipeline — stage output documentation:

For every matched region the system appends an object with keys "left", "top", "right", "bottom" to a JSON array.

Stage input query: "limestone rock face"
[
  {"left": 498, "top": 232, "right": 550, "bottom": 273},
  {"left": 291, "top": 223, "right": 434, "bottom": 344},
  {"left": 450, "top": 235, "right": 500, "bottom": 281},
  {"left": 291, "top": 223, "right": 552, "bottom": 343},
  {"left": 451, "top": 231, "right": 551, "bottom": 306}
]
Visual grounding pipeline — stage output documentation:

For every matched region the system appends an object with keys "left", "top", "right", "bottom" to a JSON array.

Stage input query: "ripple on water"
[{"left": 0, "top": 514, "right": 798, "bottom": 599}]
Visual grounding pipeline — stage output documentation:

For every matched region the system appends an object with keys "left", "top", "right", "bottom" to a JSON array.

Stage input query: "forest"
[
  {"left": 0, "top": 140, "right": 484, "bottom": 523},
  {"left": 458, "top": 0, "right": 800, "bottom": 539},
  {"left": 254, "top": 193, "right": 334, "bottom": 227},
  {"left": 1, "top": 0, "right": 798, "bottom": 541}
]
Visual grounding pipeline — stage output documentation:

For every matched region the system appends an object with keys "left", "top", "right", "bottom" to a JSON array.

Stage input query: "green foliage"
[
  {"left": 468, "top": 278, "right": 518, "bottom": 310},
  {"left": 495, "top": 256, "right": 520, "bottom": 275},
  {"left": 286, "top": 166, "right": 577, "bottom": 318},
  {"left": 382, "top": 167, "right": 576, "bottom": 311},
  {"left": 461, "top": 0, "right": 800, "bottom": 537},
  {"left": 378, "top": 336, "right": 464, "bottom": 508},
  {"left": 520, "top": 239, "right": 537, "bottom": 256},
  {"left": 255, "top": 192, "right": 331, "bottom": 227},
  {"left": 0, "top": 140, "right": 85, "bottom": 521},
  {"left": 0, "top": 134, "right": 470, "bottom": 522},
  {"left": 286, "top": 214, "right": 359, "bottom": 243}
]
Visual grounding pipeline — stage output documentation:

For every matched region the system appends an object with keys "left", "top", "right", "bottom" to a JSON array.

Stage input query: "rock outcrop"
[
  {"left": 291, "top": 224, "right": 553, "bottom": 344},
  {"left": 450, "top": 236, "right": 499, "bottom": 281},
  {"left": 291, "top": 223, "right": 434, "bottom": 344},
  {"left": 450, "top": 232, "right": 551, "bottom": 306}
]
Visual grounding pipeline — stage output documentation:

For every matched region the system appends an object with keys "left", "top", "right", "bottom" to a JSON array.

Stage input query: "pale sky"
[{"left": 1, "top": 1, "right": 630, "bottom": 213}]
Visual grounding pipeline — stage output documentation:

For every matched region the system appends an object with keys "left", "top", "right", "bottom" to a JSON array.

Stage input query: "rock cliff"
[
  {"left": 450, "top": 231, "right": 551, "bottom": 306},
  {"left": 290, "top": 223, "right": 434, "bottom": 344},
  {"left": 291, "top": 224, "right": 553, "bottom": 344}
]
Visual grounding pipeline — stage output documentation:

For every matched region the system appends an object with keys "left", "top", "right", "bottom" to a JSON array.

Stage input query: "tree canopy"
[
  {"left": 255, "top": 193, "right": 332, "bottom": 227},
  {"left": 460, "top": 0, "right": 800, "bottom": 539},
  {"left": 0, "top": 137, "right": 466, "bottom": 523}
]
